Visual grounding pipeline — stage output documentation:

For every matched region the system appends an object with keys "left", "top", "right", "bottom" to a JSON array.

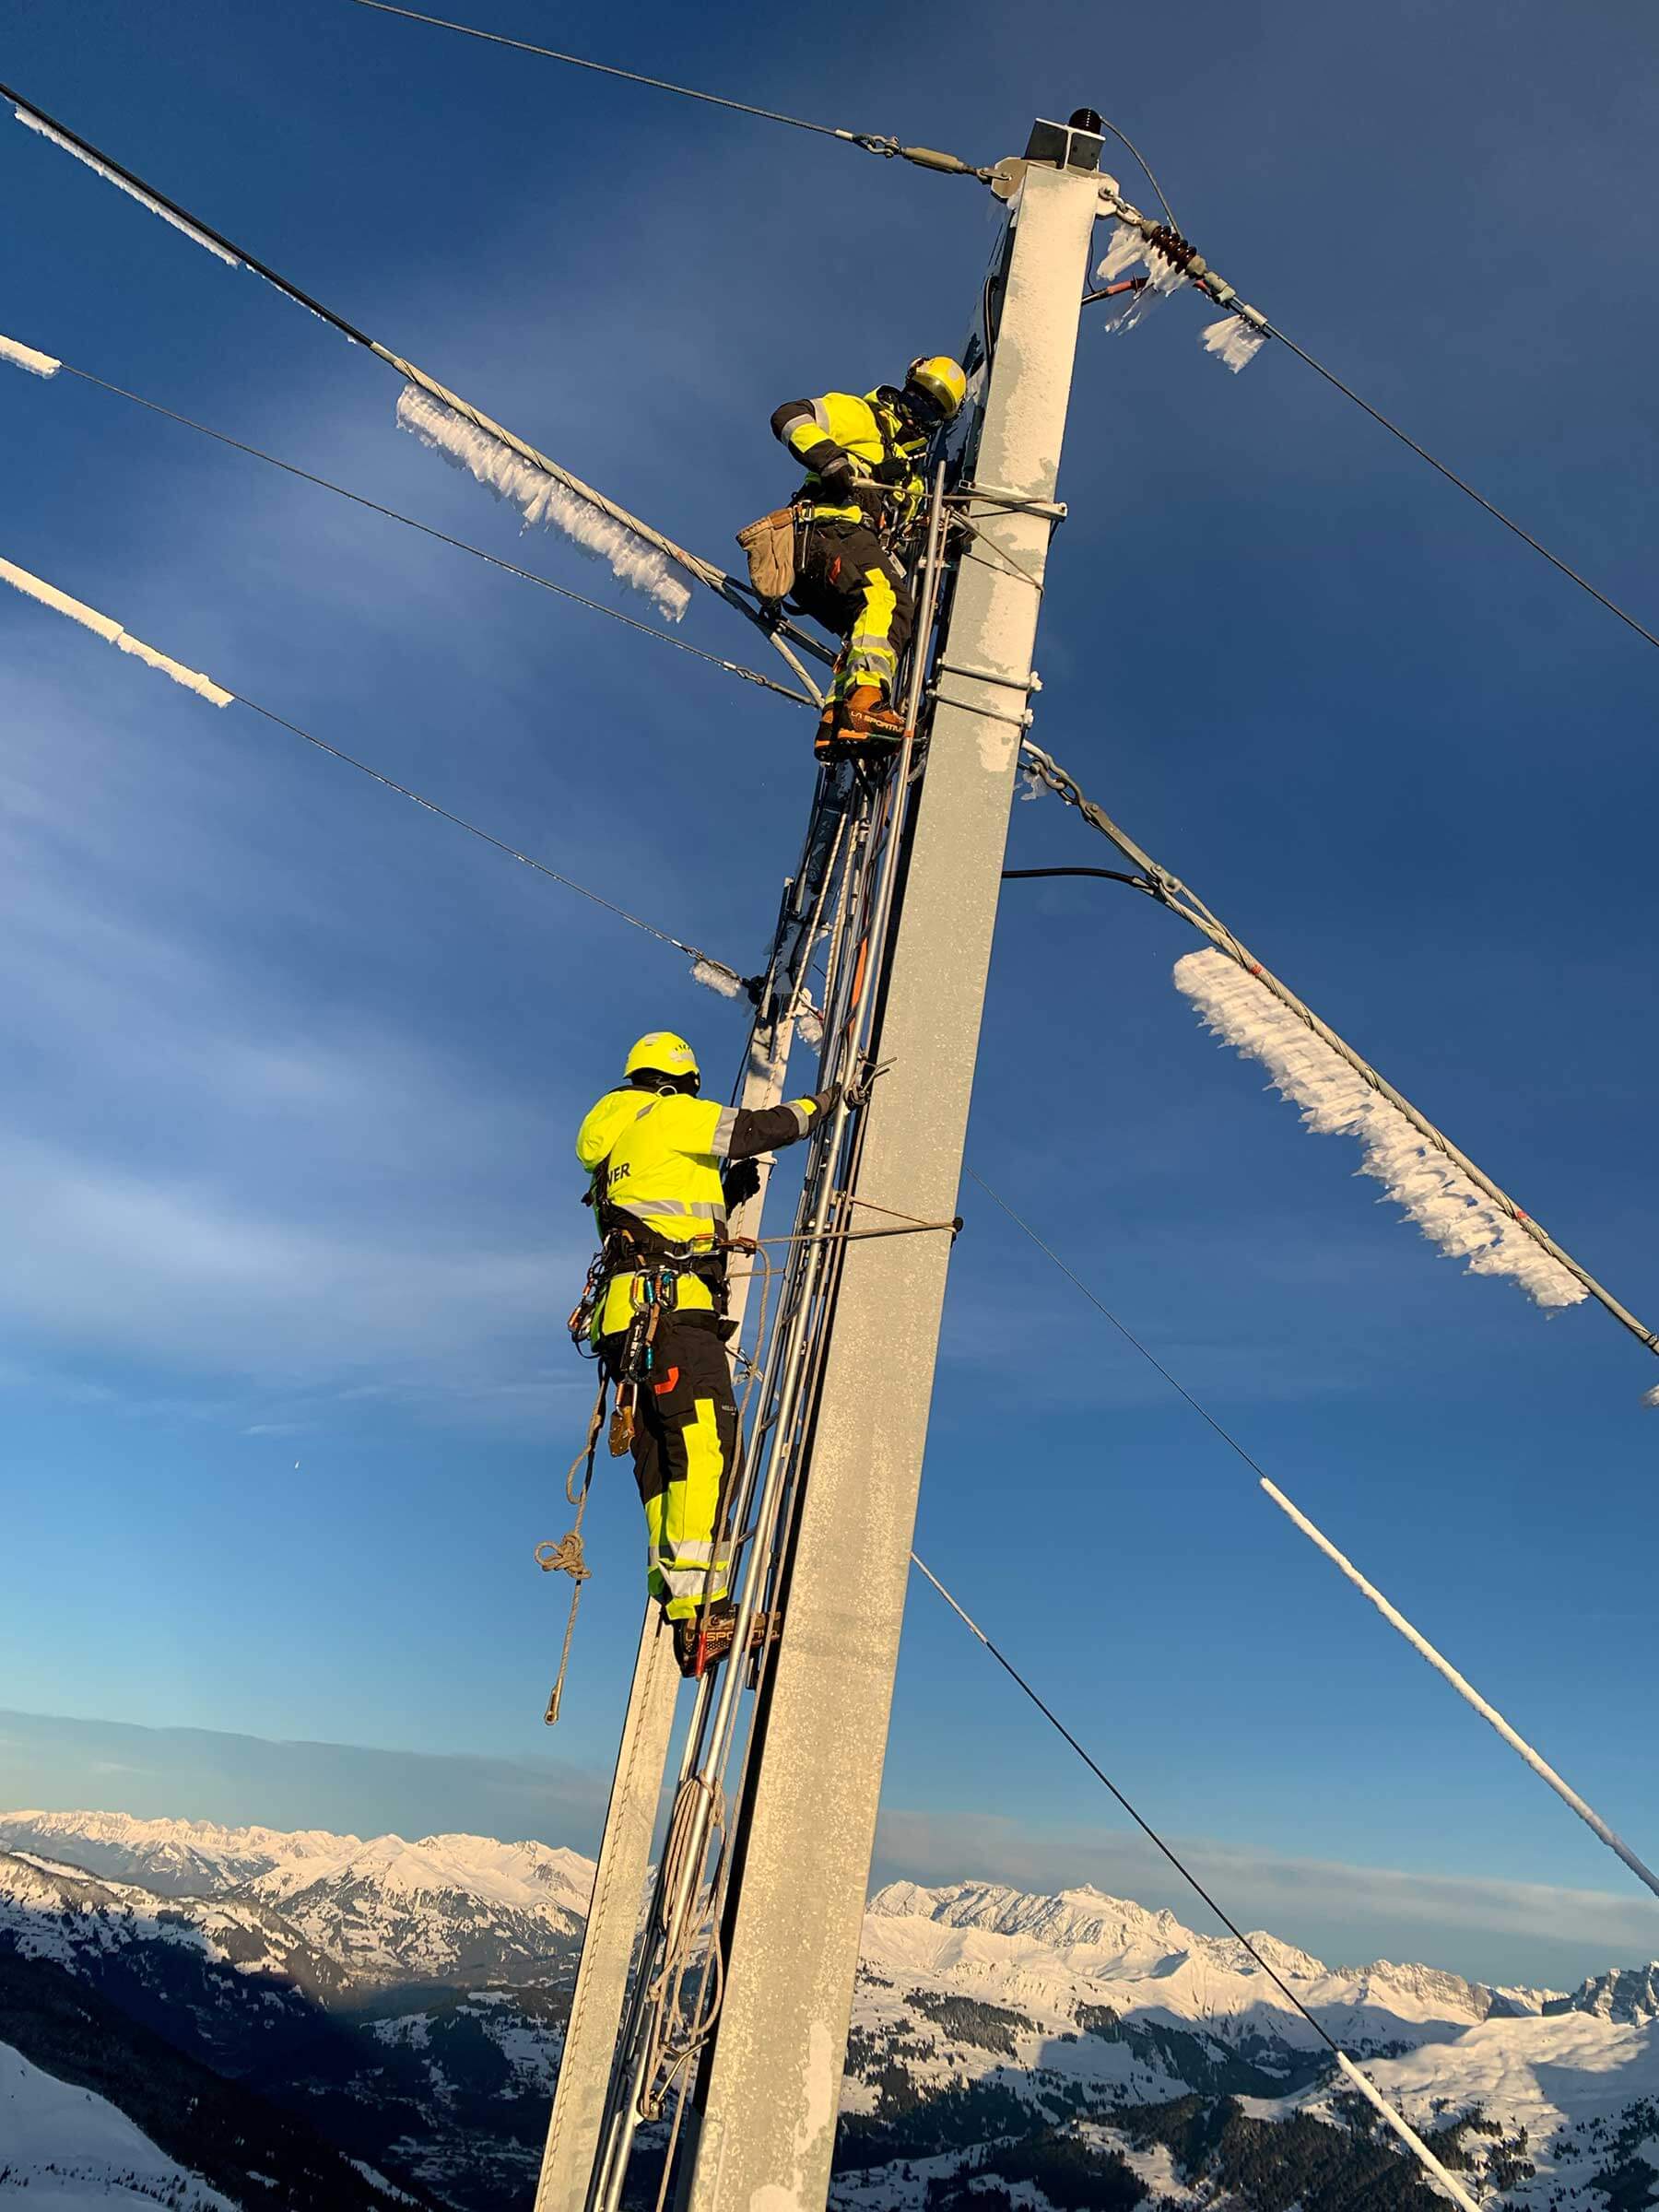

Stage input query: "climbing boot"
[
  {"left": 837, "top": 685, "right": 907, "bottom": 747},
  {"left": 672, "top": 1602, "right": 780, "bottom": 1678}
]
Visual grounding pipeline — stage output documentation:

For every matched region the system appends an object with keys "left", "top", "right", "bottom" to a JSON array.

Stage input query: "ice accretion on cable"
[
  {"left": 1173, "top": 947, "right": 1586, "bottom": 1312},
  {"left": 1096, "top": 220, "right": 1186, "bottom": 334},
  {"left": 689, "top": 956, "right": 744, "bottom": 1001},
  {"left": 1201, "top": 315, "right": 1266, "bottom": 373},
  {"left": 0, "top": 331, "right": 61, "bottom": 378},
  {"left": 395, "top": 384, "right": 692, "bottom": 621},
  {"left": 0, "top": 557, "right": 233, "bottom": 707},
  {"left": 15, "top": 105, "right": 241, "bottom": 267}
]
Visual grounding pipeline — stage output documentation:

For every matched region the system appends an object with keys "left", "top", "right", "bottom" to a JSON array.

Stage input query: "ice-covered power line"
[
  {"left": 395, "top": 384, "right": 688, "bottom": 620},
  {"left": 0, "top": 556, "right": 232, "bottom": 705},
  {"left": 2, "top": 77, "right": 832, "bottom": 680},
  {"left": 0, "top": 328, "right": 815, "bottom": 703},
  {"left": 1018, "top": 739, "right": 1659, "bottom": 1382},
  {"left": 0, "top": 538, "right": 746, "bottom": 984},
  {"left": 1175, "top": 948, "right": 1584, "bottom": 1311},
  {"left": 1096, "top": 184, "right": 1659, "bottom": 653},
  {"left": 0, "top": 331, "right": 60, "bottom": 378},
  {"left": 966, "top": 1171, "right": 1659, "bottom": 1909},
  {"left": 1260, "top": 1479, "right": 1659, "bottom": 1903},
  {"left": 908, "top": 1552, "right": 1483, "bottom": 2212},
  {"left": 346, "top": 0, "right": 994, "bottom": 180}
]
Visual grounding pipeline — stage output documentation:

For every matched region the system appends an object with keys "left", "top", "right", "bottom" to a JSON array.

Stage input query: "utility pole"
[
  {"left": 535, "top": 789, "right": 853, "bottom": 2208},
  {"left": 675, "top": 120, "right": 1107, "bottom": 2212}
]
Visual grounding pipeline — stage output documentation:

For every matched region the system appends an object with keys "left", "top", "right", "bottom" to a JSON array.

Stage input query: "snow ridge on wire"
[
  {"left": 1174, "top": 947, "right": 1586, "bottom": 1310},
  {"left": 0, "top": 330, "right": 60, "bottom": 377},
  {"left": 15, "top": 106, "right": 241, "bottom": 267},
  {"left": 0, "top": 556, "right": 233, "bottom": 706},
  {"left": 395, "top": 384, "right": 692, "bottom": 621},
  {"left": 1201, "top": 315, "right": 1265, "bottom": 373}
]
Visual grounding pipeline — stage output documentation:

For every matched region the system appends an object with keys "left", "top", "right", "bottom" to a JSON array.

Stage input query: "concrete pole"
[
  {"left": 535, "top": 793, "right": 850, "bottom": 2206},
  {"left": 678, "top": 140, "right": 1105, "bottom": 2212}
]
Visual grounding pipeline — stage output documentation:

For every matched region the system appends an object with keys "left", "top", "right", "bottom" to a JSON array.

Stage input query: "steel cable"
[
  {"left": 29, "top": 355, "right": 815, "bottom": 703},
  {"left": 908, "top": 1549, "right": 1481, "bottom": 2212}
]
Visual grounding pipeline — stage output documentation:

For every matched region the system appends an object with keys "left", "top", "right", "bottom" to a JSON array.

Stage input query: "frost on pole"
[
  {"left": 15, "top": 106, "right": 242, "bottom": 268},
  {"left": 0, "top": 557, "right": 233, "bottom": 706},
  {"left": 0, "top": 332, "right": 61, "bottom": 378},
  {"left": 1174, "top": 947, "right": 1586, "bottom": 1310},
  {"left": 395, "top": 384, "right": 693, "bottom": 621}
]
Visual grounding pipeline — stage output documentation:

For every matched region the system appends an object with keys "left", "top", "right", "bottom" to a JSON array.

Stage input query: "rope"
[
  {"left": 345, "top": 0, "right": 994, "bottom": 179},
  {"left": 907, "top": 1551, "right": 1481, "bottom": 2212},
  {"left": 1018, "top": 739, "right": 1659, "bottom": 1370},
  {"left": 536, "top": 1377, "right": 607, "bottom": 1725},
  {"left": 968, "top": 1169, "right": 1659, "bottom": 1906},
  {"left": 40, "top": 356, "right": 813, "bottom": 705}
]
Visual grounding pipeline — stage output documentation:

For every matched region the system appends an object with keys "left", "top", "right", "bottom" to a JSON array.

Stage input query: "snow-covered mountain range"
[{"left": 3, "top": 1808, "right": 1656, "bottom": 2212}]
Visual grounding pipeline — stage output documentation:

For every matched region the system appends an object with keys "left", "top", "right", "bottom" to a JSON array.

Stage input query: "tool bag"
[{"left": 735, "top": 506, "right": 801, "bottom": 603}]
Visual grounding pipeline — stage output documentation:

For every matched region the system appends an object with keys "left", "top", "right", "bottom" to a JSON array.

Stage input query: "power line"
[
  {"left": 1092, "top": 118, "right": 1180, "bottom": 234},
  {"left": 0, "top": 537, "right": 727, "bottom": 959},
  {"left": 3, "top": 76, "right": 838, "bottom": 693},
  {"left": 344, "top": 0, "right": 994, "bottom": 179},
  {"left": 965, "top": 1166, "right": 1659, "bottom": 1903},
  {"left": 908, "top": 1550, "right": 1481, "bottom": 2212},
  {"left": 229, "top": 693, "right": 716, "bottom": 954},
  {"left": 968, "top": 1168, "right": 1277, "bottom": 1482},
  {"left": 36, "top": 350, "right": 812, "bottom": 705},
  {"left": 1259, "top": 314, "right": 1659, "bottom": 657},
  {"left": 1096, "top": 184, "right": 1659, "bottom": 659}
]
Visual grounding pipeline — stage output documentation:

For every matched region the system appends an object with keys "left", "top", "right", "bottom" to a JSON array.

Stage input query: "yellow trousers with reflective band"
[
  {"left": 792, "top": 521, "right": 914, "bottom": 706},
  {"left": 605, "top": 1313, "right": 735, "bottom": 1620}
]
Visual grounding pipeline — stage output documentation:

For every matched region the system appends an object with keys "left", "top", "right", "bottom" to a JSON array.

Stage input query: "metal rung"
[
  {"left": 935, "top": 657, "right": 1042, "bottom": 695},
  {"left": 928, "top": 688, "right": 1034, "bottom": 731},
  {"left": 949, "top": 482, "right": 1066, "bottom": 522}
]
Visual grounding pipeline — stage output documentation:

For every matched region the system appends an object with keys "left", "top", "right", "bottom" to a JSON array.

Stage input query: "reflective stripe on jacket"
[
  {"left": 771, "top": 389, "right": 928, "bottom": 527},
  {"left": 575, "top": 1086, "right": 819, "bottom": 1334}
]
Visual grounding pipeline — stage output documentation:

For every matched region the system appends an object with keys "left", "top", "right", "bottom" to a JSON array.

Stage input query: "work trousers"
[
  {"left": 603, "top": 1312, "right": 735, "bottom": 1621},
  {"left": 793, "top": 519, "right": 914, "bottom": 703}
]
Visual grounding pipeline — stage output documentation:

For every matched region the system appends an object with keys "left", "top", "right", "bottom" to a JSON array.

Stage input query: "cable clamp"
[{"left": 935, "top": 657, "right": 1041, "bottom": 695}]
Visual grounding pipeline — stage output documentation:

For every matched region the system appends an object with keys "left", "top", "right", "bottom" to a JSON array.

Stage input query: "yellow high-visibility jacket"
[
  {"left": 576, "top": 1085, "right": 823, "bottom": 1336},
  {"left": 771, "top": 388, "right": 930, "bottom": 528}
]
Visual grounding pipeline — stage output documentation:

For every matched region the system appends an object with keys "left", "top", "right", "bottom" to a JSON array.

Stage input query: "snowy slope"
[
  {"left": 0, "top": 1817, "right": 594, "bottom": 1993},
  {"left": 0, "top": 1810, "right": 352, "bottom": 1899},
  {"left": 0, "top": 2038, "right": 238, "bottom": 2208},
  {"left": 239, "top": 1830, "right": 593, "bottom": 1985},
  {"left": 864, "top": 1879, "right": 1540, "bottom": 2056}
]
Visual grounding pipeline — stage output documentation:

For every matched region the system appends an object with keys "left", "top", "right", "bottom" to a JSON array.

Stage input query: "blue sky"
[{"left": 2, "top": 0, "right": 1655, "bottom": 1988}]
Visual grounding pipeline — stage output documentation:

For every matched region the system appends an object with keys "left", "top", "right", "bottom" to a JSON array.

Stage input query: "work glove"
[
  {"left": 808, "top": 1085, "right": 842, "bottom": 1120},
  {"left": 818, "top": 453, "right": 857, "bottom": 497},
  {"left": 722, "top": 1158, "right": 762, "bottom": 1210},
  {"left": 871, "top": 456, "right": 912, "bottom": 486}
]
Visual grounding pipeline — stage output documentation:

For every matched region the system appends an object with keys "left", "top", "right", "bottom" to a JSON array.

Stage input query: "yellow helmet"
[
  {"left": 624, "top": 1030, "right": 700, "bottom": 1084},
  {"left": 904, "top": 355, "right": 968, "bottom": 423}
]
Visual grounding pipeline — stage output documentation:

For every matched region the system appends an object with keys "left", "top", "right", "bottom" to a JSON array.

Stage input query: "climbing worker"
[
  {"left": 573, "top": 1031, "right": 837, "bottom": 1677},
  {"left": 771, "top": 354, "right": 967, "bottom": 761}
]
